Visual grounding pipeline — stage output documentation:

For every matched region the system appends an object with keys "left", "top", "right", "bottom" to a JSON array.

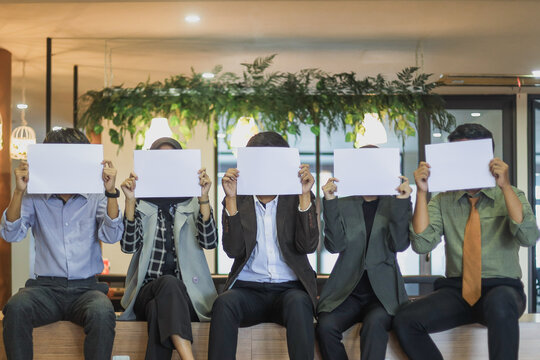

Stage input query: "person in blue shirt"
[{"left": 0, "top": 128, "right": 124, "bottom": 360}]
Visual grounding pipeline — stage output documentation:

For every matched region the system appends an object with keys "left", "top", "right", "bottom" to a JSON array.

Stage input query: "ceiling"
[{"left": 1, "top": 0, "right": 540, "bottom": 139}]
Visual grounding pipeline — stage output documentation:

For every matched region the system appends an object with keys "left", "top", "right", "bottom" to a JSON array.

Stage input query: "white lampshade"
[
  {"left": 142, "top": 117, "right": 173, "bottom": 150},
  {"left": 230, "top": 117, "right": 259, "bottom": 154},
  {"left": 10, "top": 125, "right": 36, "bottom": 160},
  {"left": 355, "top": 113, "right": 388, "bottom": 148}
]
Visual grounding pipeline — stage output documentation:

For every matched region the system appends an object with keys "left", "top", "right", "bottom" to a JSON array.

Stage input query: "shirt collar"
[
  {"left": 45, "top": 193, "right": 89, "bottom": 201},
  {"left": 253, "top": 195, "right": 279, "bottom": 210},
  {"left": 455, "top": 187, "right": 496, "bottom": 202}
]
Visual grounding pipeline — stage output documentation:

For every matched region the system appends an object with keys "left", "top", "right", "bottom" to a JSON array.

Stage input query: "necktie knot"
[{"left": 468, "top": 196, "right": 479, "bottom": 207}]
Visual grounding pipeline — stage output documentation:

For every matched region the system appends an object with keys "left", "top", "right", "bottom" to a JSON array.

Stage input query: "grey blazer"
[
  {"left": 119, "top": 198, "right": 217, "bottom": 321},
  {"left": 318, "top": 196, "right": 411, "bottom": 316}
]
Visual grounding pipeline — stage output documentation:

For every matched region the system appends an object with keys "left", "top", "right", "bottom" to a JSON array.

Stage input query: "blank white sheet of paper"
[
  {"left": 27, "top": 144, "right": 104, "bottom": 194},
  {"left": 134, "top": 149, "right": 201, "bottom": 198},
  {"left": 334, "top": 148, "right": 401, "bottom": 196},
  {"left": 425, "top": 138, "right": 495, "bottom": 193},
  {"left": 237, "top": 147, "right": 302, "bottom": 195}
]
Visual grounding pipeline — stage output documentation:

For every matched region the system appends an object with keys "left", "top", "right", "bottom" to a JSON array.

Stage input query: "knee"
[
  {"left": 3, "top": 294, "right": 33, "bottom": 323},
  {"left": 84, "top": 295, "right": 115, "bottom": 328},
  {"left": 393, "top": 308, "right": 417, "bottom": 336},
  {"left": 316, "top": 315, "right": 339, "bottom": 338},
  {"left": 362, "top": 309, "right": 392, "bottom": 333},
  {"left": 156, "top": 275, "right": 187, "bottom": 295},
  {"left": 211, "top": 292, "right": 239, "bottom": 319},
  {"left": 483, "top": 287, "right": 522, "bottom": 322}
]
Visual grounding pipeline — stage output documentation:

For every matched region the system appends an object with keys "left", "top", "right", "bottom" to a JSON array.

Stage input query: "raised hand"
[
  {"left": 222, "top": 168, "right": 239, "bottom": 198},
  {"left": 489, "top": 157, "right": 510, "bottom": 189},
  {"left": 413, "top": 161, "right": 430, "bottom": 193},
  {"left": 298, "top": 164, "right": 315, "bottom": 194},
  {"left": 396, "top": 176, "right": 413, "bottom": 199},
  {"left": 198, "top": 168, "right": 212, "bottom": 198},
  {"left": 121, "top": 172, "right": 138, "bottom": 200},
  {"left": 322, "top": 177, "right": 339, "bottom": 200},
  {"left": 101, "top": 160, "right": 117, "bottom": 193},
  {"left": 14, "top": 160, "right": 29, "bottom": 192}
]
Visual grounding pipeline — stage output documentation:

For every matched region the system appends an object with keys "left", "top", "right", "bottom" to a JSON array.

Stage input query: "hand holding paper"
[
  {"left": 14, "top": 160, "right": 29, "bottom": 192},
  {"left": 101, "top": 160, "right": 117, "bottom": 193},
  {"left": 489, "top": 157, "right": 510, "bottom": 189},
  {"left": 322, "top": 177, "right": 339, "bottom": 200}
]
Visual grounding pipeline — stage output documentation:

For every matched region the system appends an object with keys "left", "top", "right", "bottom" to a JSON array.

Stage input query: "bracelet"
[
  {"left": 105, "top": 188, "right": 120, "bottom": 198},
  {"left": 198, "top": 199, "right": 210, "bottom": 205}
]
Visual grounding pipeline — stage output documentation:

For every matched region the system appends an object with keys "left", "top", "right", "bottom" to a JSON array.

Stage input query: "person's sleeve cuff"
[{"left": 225, "top": 208, "right": 239, "bottom": 217}]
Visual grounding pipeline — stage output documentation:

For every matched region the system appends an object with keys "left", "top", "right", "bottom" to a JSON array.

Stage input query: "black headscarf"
[{"left": 143, "top": 137, "right": 192, "bottom": 209}]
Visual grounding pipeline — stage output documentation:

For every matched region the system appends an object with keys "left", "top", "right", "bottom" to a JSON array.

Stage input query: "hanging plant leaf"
[{"left": 78, "top": 55, "right": 455, "bottom": 149}]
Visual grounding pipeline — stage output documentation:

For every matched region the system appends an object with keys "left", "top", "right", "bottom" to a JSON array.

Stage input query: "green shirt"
[{"left": 410, "top": 186, "right": 539, "bottom": 279}]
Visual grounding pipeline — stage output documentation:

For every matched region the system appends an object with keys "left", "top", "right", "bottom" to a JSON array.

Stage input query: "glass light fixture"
[
  {"left": 11, "top": 61, "right": 36, "bottom": 160},
  {"left": 230, "top": 116, "right": 259, "bottom": 155},
  {"left": 142, "top": 117, "right": 173, "bottom": 150},
  {"left": 202, "top": 72, "right": 215, "bottom": 79},
  {"left": 185, "top": 14, "right": 201, "bottom": 23},
  {"left": 354, "top": 113, "right": 388, "bottom": 148}
]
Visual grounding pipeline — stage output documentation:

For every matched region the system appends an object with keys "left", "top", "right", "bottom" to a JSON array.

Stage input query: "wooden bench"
[{"left": 1, "top": 314, "right": 540, "bottom": 359}]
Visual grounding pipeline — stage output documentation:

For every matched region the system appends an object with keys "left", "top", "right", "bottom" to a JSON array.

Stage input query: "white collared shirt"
[{"left": 236, "top": 196, "right": 298, "bottom": 283}]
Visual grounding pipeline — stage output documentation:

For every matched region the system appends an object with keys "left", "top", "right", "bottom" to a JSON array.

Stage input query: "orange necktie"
[{"left": 462, "top": 196, "right": 482, "bottom": 306}]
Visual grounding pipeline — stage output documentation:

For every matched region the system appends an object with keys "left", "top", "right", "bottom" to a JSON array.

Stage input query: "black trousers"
[
  {"left": 317, "top": 291, "right": 392, "bottom": 360},
  {"left": 393, "top": 278, "right": 526, "bottom": 360},
  {"left": 2, "top": 276, "right": 115, "bottom": 360},
  {"left": 208, "top": 280, "right": 315, "bottom": 360},
  {"left": 134, "top": 275, "right": 199, "bottom": 360}
]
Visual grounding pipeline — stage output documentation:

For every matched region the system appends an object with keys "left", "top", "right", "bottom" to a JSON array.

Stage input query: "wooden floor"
[{"left": 1, "top": 314, "right": 540, "bottom": 359}]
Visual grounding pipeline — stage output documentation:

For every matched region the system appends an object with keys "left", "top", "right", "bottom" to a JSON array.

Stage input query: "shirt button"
[{"left": 192, "top": 276, "right": 199, "bottom": 284}]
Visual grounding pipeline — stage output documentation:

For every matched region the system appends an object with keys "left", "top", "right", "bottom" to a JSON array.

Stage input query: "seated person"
[
  {"left": 208, "top": 131, "right": 319, "bottom": 360},
  {"left": 394, "top": 123, "right": 540, "bottom": 360},
  {"left": 1, "top": 128, "right": 123, "bottom": 360},
  {"left": 317, "top": 171, "right": 412, "bottom": 360},
  {"left": 119, "top": 137, "right": 218, "bottom": 360}
]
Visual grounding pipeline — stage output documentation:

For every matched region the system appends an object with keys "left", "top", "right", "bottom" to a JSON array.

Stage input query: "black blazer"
[{"left": 221, "top": 194, "right": 319, "bottom": 306}]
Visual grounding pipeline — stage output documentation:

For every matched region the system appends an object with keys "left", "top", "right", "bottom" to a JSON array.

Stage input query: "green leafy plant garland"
[{"left": 78, "top": 55, "right": 455, "bottom": 148}]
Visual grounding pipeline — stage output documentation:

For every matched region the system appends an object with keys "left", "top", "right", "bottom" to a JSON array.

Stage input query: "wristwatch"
[{"left": 105, "top": 188, "right": 120, "bottom": 198}]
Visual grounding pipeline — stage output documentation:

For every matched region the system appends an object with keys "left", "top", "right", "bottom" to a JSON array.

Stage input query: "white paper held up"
[
  {"left": 236, "top": 147, "right": 302, "bottom": 195},
  {"left": 27, "top": 144, "right": 104, "bottom": 194},
  {"left": 425, "top": 138, "right": 495, "bottom": 193},
  {"left": 333, "top": 148, "right": 401, "bottom": 196},
  {"left": 134, "top": 149, "right": 202, "bottom": 198}
]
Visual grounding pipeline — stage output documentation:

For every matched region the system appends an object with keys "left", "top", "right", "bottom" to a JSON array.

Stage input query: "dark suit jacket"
[
  {"left": 318, "top": 196, "right": 411, "bottom": 315},
  {"left": 221, "top": 194, "right": 319, "bottom": 307}
]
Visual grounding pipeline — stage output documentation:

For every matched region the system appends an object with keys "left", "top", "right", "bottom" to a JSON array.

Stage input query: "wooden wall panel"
[{"left": 0, "top": 48, "right": 12, "bottom": 310}]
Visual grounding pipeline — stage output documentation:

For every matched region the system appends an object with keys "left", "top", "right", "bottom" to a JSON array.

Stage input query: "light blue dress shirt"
[
  {"left": 236, "top": 196, "right": 298, "bottom": 283},
  {"left": 0, "top": 193, "right": 123, "bottom": 280}
]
